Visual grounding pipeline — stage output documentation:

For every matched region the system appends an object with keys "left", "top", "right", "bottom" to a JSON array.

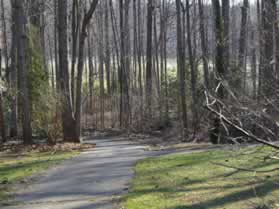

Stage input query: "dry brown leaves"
[{"left": 0, "top": 142, "right": 96, "bottom": 154}]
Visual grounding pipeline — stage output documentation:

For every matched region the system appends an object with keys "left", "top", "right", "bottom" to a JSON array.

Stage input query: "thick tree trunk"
[
  {"left": 14, "top": 0, "right": 33, "bottom": 144},
  {"left": 119, "top": 0, "right": 131, "bottom": 128},
  {"left": 210, "top": 0, "right": 225, "bottom": 144},
  {"left": 176, "top": 0, "right": 188, "bottom": 136},
  {"left": 261, "top": 0, "right": 274, "bottom": 97},
  {"left": 185, "top": 0, "right": 198, "bottom": 129},
  {"left": 212, "top": 0, "right": 225, "bottom": 98},
  {"left": 9, "top": 4, "right": 18, "bottom": 138},
  {"left": 0, "top": 0, "right": 9, "bottom": 82},
  {"left": 238, "top": 0, "right": 249, "bottom": 90},
  {"left": 57, "top": 0, "right": 77, "bottom": 142}
]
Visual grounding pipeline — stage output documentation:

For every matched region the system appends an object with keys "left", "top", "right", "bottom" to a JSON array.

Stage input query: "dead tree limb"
[{"left": 205, "top": 91, "right": 279, "bottom": 149}]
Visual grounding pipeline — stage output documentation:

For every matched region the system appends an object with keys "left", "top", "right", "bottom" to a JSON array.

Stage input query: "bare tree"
[
  {"left": 0, "top": 49, "right": 6, "bottom": 143},
  {"left": 9, "top": 1, "right": 18, "bottom": 137},
  {"left": 222, "top": 0, "right": 230, "bottom": 68},
  {"left": 14, "top": 0, "right": 33, "bottom": 144},
  {"left": 58, "top": 0, "right": 77, "bottom": 142},
  {"left": 198, "top": 0, "right": 210, "bottom": 89},
  {"left": 0, "top": 0, "right": 9, "bottom": 82},
  {"left": 176, "top": 0, "right": 188, "bottom": 137},
  {"left": 238, "top": 0, "right": 249, "bottom": 89},
  {"left": 75, "top": 0, "right": 100, "bottom": 138}
]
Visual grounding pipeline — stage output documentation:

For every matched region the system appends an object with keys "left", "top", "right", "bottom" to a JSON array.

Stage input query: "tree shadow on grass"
[{"left": 167, "top": 180, "right": 278, "bottom": 209}]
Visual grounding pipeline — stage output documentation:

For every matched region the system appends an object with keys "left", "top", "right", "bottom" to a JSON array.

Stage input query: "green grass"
[
  {"left": 0, "top": 151, "right": 78, "bottom": 202},
  {"left": 123, "top": 147, "right": 279, "bottom": 209}
]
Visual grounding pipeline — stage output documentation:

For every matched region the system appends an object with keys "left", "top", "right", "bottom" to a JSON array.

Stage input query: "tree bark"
[
  {"left": 146, "top": 0, "right": 153, "bottom": 120},
  {"left": 185, "top": 0, "right": 198, "bottom": 129},
  {"left": 57, "top": 0, "right": 77, "bottom": 142},
  {"left": 119, "top": 0, "right": 131, "bottom": 128},
  {"left": 70, "top": 0, "right": 80, "bottom": 109},
  {"left": 261, "top": 0, "right": 274, "bottom": 97},
  {"left": 0, "top": 0, "right": 9, "bottom": 82},
  {"left": 14, "top": 0, "right": 33, "bottom": 144},
  {"left": 0, "top": 49, "right": 7, "bottom": 143},
  {"left": 198, "top": 0, "right": 210, "bottom": 89},
  {"left": 238, "top": 0, "right": 249, "bottom": 90},
  {"left": 222, "top": 0, "right": 230, "bottom": 69},
  {"left": 75, "top": 0, "right": 99, "bottom": 139},
  {"left": 212, "top": 0, "right": 225, "bottom": 98},
  {"left": 176, "top": 0, "right": 188, "bottom": 136},
  {"left": 105, "top": 0, "right": 111, "bottom": 96},
  {"left": 9, "top": 2, "right": 18, "bottom": 137}
]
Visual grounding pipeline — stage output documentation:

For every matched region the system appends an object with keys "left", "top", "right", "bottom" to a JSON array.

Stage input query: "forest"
[{"left": 0, "top": 0, "right": 279, "bottom": 209}]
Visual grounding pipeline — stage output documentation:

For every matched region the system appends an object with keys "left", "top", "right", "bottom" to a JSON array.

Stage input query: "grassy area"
[
  {"left": 123, "top": 147, "right": 279, "bottom": 209},
  {"left": 0, "top": 150, "right": 79, "bottom": 203}
]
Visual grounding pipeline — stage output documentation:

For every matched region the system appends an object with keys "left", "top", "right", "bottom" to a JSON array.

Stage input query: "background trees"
[{"left": 0, "top": 0, "right": 278, "bottom": 146}]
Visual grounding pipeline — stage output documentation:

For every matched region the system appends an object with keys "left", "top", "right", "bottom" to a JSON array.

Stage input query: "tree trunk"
[
  {"left": 261, "top": 0, "right": 274, "bottom": 97},
  {"left": 212, "top": 0, "right": 225, "bottom": 98},
  {"left": 0, "top": 49, "right": 7, "bottom": 143},
  {"left": 119, "top": 0, "right": 131, "bottom": 128},
  {"left": 238, "top": 0, "right": 249, "bottom": 90},
  {"left": 14, "top": 0, "right": 33, "bottom": 144},
  {"left": 146, "top": 0, "right": 153, "bottom": 120},
  {"left": 105, "top": 0, "right": 111, "bottom": 96},
  {"left": 0, "top": 0, "right": 9, "bottom": 82},
  {"left": 257, "top": 0, "right": 262, "bottom": 98},
  {"left": 97, "top": 4, "right": 105, "bottom": 130},
  {"left": 87, "top": 30, "right": 94, "bottom": 114},
  {"left": 75, "top": 0, "right": 99, "bottom": 139},
  {"left": 137, "top": 0, "right": 144, "bottom": 122},
  {"left": 198, "top": 0, "right": 210, "bottom": 89},
  {"left": 57, "top": 0, "right": 77, "bottom": 142},
  {"left": 251, "top": 29, "right": 257, "bottom": 99},
  {"left": 70, "top": 0, "right": 79, "bottom": 110},
  {"left": 9, "top": 3, "right": 18, "bottom": 138},
  {"left": 176, "top": 0, "right": 188, "bottom": 137},
  {"left": 222, "top": 0, "right": 230, "bottom": 69},
  {"left": 185, "top": 0, "right": 198, "bottom": 129},
  {"left": 210, "top": 0, "right": 225, "bottom": 144}
]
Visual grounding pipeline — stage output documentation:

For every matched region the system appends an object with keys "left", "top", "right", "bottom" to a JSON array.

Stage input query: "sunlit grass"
[
  {"left": 123, "top": 147, "right": 279, "bottom": 209},
  {"left": 0, "top": 151, "right": 78, "bottom": 203}
]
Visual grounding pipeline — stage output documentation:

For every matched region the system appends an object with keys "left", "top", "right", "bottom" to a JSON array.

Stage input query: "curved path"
[{"left": 3, "top": 137, "right": 160, "bottom": 209}]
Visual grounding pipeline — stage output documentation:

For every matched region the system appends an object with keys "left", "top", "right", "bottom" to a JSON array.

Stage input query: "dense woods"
[{"left": 0, "top": 0, "right": 278, "bottom": 149}]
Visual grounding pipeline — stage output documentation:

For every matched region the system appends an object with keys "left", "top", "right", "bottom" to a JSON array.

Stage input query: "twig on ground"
[{"left": 211, "top": 161, "right": 279, "bottom": 173}]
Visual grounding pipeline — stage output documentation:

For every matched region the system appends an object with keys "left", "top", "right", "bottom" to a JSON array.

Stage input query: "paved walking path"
[{"left": 2, "top": 136, "right": 217, "bottom": 209}]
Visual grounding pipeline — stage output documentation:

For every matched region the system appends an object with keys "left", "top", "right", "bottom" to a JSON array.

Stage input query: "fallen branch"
[
  {"left": 205, "top": 91, "right": 279, "bottom": 149},
  {"left": 211, "top": 162, "right": 279, "bottom": 173}
]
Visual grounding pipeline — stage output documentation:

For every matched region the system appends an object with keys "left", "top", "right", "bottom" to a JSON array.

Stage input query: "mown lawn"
[
  {"left": 0, "top": 150, "right": 78, "bottom": 203},
  {"left": 123, "top": 146, "right": 279, "bottom": 209}
]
